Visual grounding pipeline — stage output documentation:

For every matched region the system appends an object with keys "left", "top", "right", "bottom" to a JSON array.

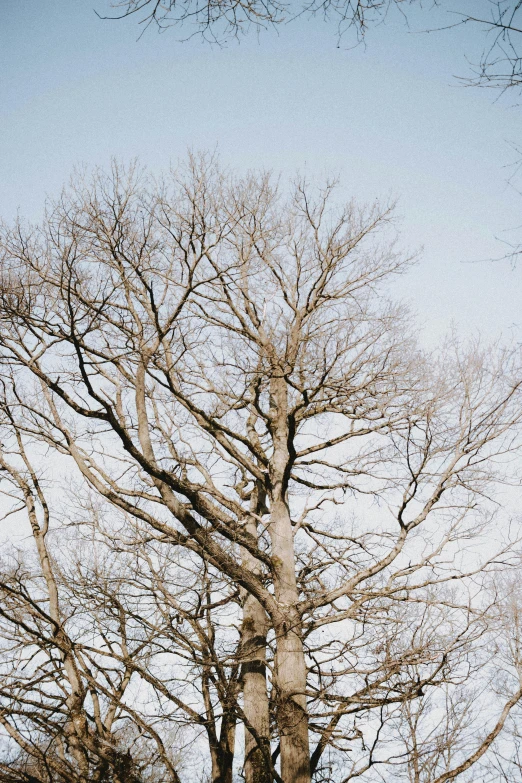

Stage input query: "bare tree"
[
  {"left": 0, "top": 407, "right": 154, "bottom": 783},
  {"left": 0, "top": 417, "right": 244, "bottom": 783},
  {"left": 63, "top": 526, "right": 244, "bottom": 783},
  {"left": 0, "top": 157, "right": 521, "bottom": 781}
]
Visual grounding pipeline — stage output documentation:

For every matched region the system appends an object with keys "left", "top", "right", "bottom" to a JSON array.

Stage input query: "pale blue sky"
[{"left": 1, "top": 1, "right": 521, "bottom": 345}]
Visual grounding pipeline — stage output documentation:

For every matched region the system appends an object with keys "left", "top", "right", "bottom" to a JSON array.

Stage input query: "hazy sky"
[{"left": 1, "top": 0, "right": 521, "bottom": 346}]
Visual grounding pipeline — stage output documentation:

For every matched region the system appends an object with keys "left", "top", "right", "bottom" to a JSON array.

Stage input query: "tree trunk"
[
  {"left": 24, "top": 487, "right": 91, "bottom": 778},
  {"left": 268, "top": 374, "right": 311, "bottom": 783},
  {"left": 270, "top": 498, "right": 311, "bottom": 783},
  {"left": 217, "top": 710, "right": 237, "bottom": 783},
  {"left": 241, "top": 485, "right": 272, "bottom": 783}
]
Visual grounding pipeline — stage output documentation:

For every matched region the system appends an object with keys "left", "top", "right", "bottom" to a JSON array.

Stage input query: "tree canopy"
[{"left": 0, "top": 157, "right": 522, "bottom": 781}]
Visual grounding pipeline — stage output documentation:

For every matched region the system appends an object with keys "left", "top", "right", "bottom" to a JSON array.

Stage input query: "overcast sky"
[{"left": 1, "top": 0, "right": 521, "bottom": 347}]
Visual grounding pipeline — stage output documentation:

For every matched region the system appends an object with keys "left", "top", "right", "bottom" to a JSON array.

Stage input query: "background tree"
[
  {"left": 0, "top": 384, "right": 250, "bottom": 783},
  {"left": 0, "top": 409, "right": 154, "bottom": 783},
  {"left": 96, "top": 1, "right": 522, "bottom": 90},
  {"left": 0, "top": 426, "right": 247, "bottom": 783}
]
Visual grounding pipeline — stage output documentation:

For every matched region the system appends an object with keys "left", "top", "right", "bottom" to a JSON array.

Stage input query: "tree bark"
[
  {"left": 268, "top": 376, "right": 311, "bottom": 783},
  {"left": 241, "top": 484, "right": 272, "bottom": 783},
  {"left": 217, "top": 710, "right": 237, "bottom": 783},
  {"left": 270, "top": 499, "right": 310, "bottom": 783}
]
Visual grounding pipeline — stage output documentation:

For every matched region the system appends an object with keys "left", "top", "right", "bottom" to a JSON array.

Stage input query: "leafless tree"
[
  {"left": 0, "top": 424, "right": 248, "bottom": 783},
  {"left": 64, "top": 510, "right": 247, "bottom": 783},
  {"left": 0, "top": 421, "right": 149, "bottom": 781},
  {"left": 0, "top": 384, "right": 252, "bottom": 783},
  {"left": 0, "top": 156, "right": 521, "bottom": 781},
  {"left": 0, "top": 394, "right": 199, "bottom": 782}
]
